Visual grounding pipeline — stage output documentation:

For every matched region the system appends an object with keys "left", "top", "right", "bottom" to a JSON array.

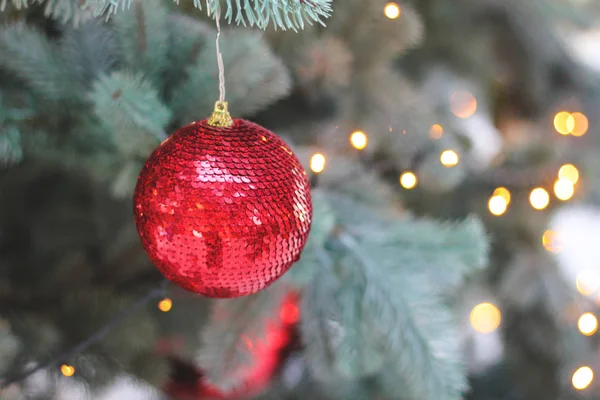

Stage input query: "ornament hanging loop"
[
  {"left": 207, "top": 7, "right": 233, "bottom": 127},
  {"left": 208, "top": 100, "right": 233, "bottom": 127}
]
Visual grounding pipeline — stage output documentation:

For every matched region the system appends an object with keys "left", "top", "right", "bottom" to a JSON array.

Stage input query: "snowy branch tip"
[{"left": 0, "top": 0, "right": 333, "bottom": 30}]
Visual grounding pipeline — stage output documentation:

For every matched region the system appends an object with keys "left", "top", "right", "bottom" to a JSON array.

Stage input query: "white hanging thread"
[{"left": 215, "top": 9, "right": 226, "bottom": 103}]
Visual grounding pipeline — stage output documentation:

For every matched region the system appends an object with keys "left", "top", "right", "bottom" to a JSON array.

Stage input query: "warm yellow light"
[
  {"left": 430, "top": 124, "right": 444, "bottom": 139},
  {"left": 350, "top": 130, "right": 368, "bottom": 150},
  {"left": 158, "top": 298, "right": 172, "bottom": 312},
  {"left": 572, "top": 366, "right": 594, "bottom": 390},
  {"left": 529, "top": 188, "right": 550, "bottom": 210},
  {"left": 542, "top": 230, "right": 562, "bottom": 253},
  {"left": 554, "top": 178, "right": 575, "bottom": 201},
  {"left": 554, "top": 111, "right": 573, "bottom": 135},
  {"left": 493, "top": 187, "right": 511, "bottom": 204},
  {"left": 440, "top": 150, "right": 459, "bottom": 168},
  {"left": 470, "top": 302, "right": 502, "bottom": 334},
  {"left": 310, "top": 153, "right": 326, "bottom": 174},
  {"left": 400, "top": 171, "right": 417, "bottom": 189},
  {"left": 578, "top": 313, "right": 598, "bottom": 336},
  {"left": 559, "top": 164, "right": 579, "bottom": 184},
  {"left": 571, "top": 112, "right": 589, "bottom": 137},
  {"left": 384, "top": 2, "right": 401, "bottom": 19},
  {"left": 450, "top": 91, "right": 477, "bottom": 119},
  {"left": 488, "top": 195, "right": 508, "bottom": 216},
  {"left": 61, "top": 364, "right": 75, "bottom": 377},
  {"left": 576, "top": 270, "right": 600, "bottom": 296}
]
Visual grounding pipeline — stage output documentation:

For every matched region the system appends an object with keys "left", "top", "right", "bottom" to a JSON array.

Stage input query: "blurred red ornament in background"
[
  {"left": 134, "top": 119, "right": 312, "bottom": 298},
  {"left": 164, "top": 291, "right": 301, "bottom": 400}
]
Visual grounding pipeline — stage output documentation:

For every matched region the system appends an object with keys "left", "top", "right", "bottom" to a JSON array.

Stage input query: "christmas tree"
[{"left": 0, "top": 0, "right": 598, "bottom": 399}]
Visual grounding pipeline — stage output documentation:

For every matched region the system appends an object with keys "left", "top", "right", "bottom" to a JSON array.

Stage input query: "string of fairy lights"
[{"left": 54, "top": 2, "right": 596, "bottom": 394}]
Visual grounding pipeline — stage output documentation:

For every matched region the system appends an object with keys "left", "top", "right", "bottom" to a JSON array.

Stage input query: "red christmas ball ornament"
[{"left": 134, "top": 102, "right": 312, "bottom": 298}]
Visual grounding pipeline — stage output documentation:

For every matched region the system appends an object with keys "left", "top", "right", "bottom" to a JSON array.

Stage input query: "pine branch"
[
  {"left": 337, "top": 232, "right": 467, "bottom": 400},
  {"left": 298, "top": 191, "right": 488, "bottom": 399},
  {"left": 0, "top": 126, "right": 22, "bottom": 167},
  {"left": 0, "top": 23, "right": 81, "bottom": 103},
  {"left": 0, "top": 280, "right": 168, "bottom": 388},
  {"left": 88, "top": 71, "right": 170, "bottom": 156},
  {"left": 169, "top": 29, "right": 291, "bottom": 122},
  {"left": 89, "top": 0, "right": 333, "bottom": 31},
  {"left": 113, "top": 0, "right": 170, "bottom": 90}
]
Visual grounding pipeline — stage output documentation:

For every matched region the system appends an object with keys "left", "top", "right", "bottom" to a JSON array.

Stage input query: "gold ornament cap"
[{"left": 207, "top": 100, "right": 234, "bottom": 127}]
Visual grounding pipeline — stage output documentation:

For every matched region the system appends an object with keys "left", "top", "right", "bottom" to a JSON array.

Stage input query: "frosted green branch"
[
  {"left": 91, "top": 0, "right": 333, "bottom": 30},
  {"left": 1, "top": 0, "right": 332, "bottom": 29},
  {"left": 169, "top": 29, "right": 291, "bottom": 122},
  {"left": 0, "top": 23, "right": 79, "bottom": 102},
  {"left": 338, "top": 233, "right": 467, "bottom": 399},
  {"left": 0, "top": 126, "right": 23, "bottom": 167},
  {"left": 113, "top": 0, "right": 170, "bottom": 89},
  {"left": 88, "top": 71, "right": 170, "bottom": 157},
  {"left": 0, "top": 0, "right": 94, "bottom": 24},
  {"left": 298, "top": 193, "right": 488, "bottom": 398}
]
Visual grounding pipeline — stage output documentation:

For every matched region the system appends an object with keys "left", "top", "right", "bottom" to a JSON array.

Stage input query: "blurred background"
[{"left": 2, "top": 0, "right": 600, "bottom": 399}]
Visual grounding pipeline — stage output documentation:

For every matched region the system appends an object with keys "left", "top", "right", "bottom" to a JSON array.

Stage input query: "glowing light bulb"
[
  {"left": 572, "top": 366, "right": 594, "bottom": 390},
  {"left": 493, "top": 187, "right": 511, "bottom": 204},
  {"left": 529, "top": 188, "right": 550, "bottom": 210},
  {"left": 429, "top": 124, "right": 444, "bottom": 139},
  {"left": 578, "top": 313, "right": 598, "bottom": 336},
  {"left": 440, "top": 150, "right": 459, "bottom": 167},
  {"left": 554, "top": 111, "right": 573, "bottom": 135},
  {"left": 576, "top": 270, "right": 600, "bottom": 296},
  {"left": 488, "top": 195, "right": 508, "bottom": 216},
  {"left": 571, "top": 112, "right": 589, "bottom": 137},
  {"left": 384, "top": 2, "right": 401, "bottom": 19},
  {"left": 158, "top": 298, "right": 172, "bottom": 312},
  {"left": 310, "top": 153, "right": 326, "bottom": 174},
  {"left": 470, "top": 302, "right": 501, "bottom": 334},
  {"left": 450, "top": 91, "right": 477, "bottom": 119},
  {"left": 554, "top": 178, "right": 575, "bottom": 201},
  {"left": 559, "top": 164, "right": 579, "bottom": 184},
  {"left": 542, "top": 230, "right": 562, "bottom": 253},
  {"left": 400, "top": 171, "right": 417, "bottom": 189},
  {"left": 350, "top": 130, "right": 368, "bottom": 150},
  {"left": 61, "top": 364, "right": 75, "bottom": 377}
]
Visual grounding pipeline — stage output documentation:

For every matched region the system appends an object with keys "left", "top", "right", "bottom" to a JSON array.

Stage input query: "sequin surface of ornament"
[{"left": 134, "top": 119, "right": 312, "bottom": 298}]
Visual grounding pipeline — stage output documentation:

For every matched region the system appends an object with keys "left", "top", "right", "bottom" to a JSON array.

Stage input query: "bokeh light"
[
  {"left": 470, "top": 302, "right": 502, "bottom": 334},
  {"left": 571, "top": 112, "right": 589, "bottom": 137},
  {"left": 529, "top": 188, "right": 550, "bottom": 210},
  {"left": 576, "top": 270, "right": 600, "bottom": 296},
  {"left": 578, "top": 313, "right": 598, "bottom": 336},
  {"left": 450, "top": 91, "right": 477, "bottom": 119},
  {"left": 493, "top": 187, "right": 511, "bottom": 204},
  {"left": 400, "top": 171, "right": 417, "bottom": 189},
  {"left": 559, "top": 164, "right": 579, "bottom": 184},
  {"left": 440, "top": 150, "right": 459, "bottom": 167},
  {"left": 572, "top": 366, "right": 594, "bottom": 390},
  {"left": 430, "top": 124, "right": 444, "bottom": 139},
  {"left": 553, "top": 111, "right": 589, "bottom": 136},
  {"left": 554, "top": 179, "right": 575, "bottom": 201},
  {"left": 488, "top": 195, "right": 508, "bottom": 216},
  {"left": 384, "top": 2, "right": 401, "bottom": 19},
  {"left": 542, "top": 230, "right": 562, "bottom": 253},
  {"left": 61, "top": 364, "right": 75, "bottom": 377},
  {"left": 158, "top": 298, "right": 172, "bottom": 312},
  {"left": 554, "top": 111, "right": 574, "bottom": 135},
  {"left": 310, "top": 153, "right": 326, "bottom": 174},
  {"left": 350, "top": 130, "right": 368, "bottom": 150}
]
